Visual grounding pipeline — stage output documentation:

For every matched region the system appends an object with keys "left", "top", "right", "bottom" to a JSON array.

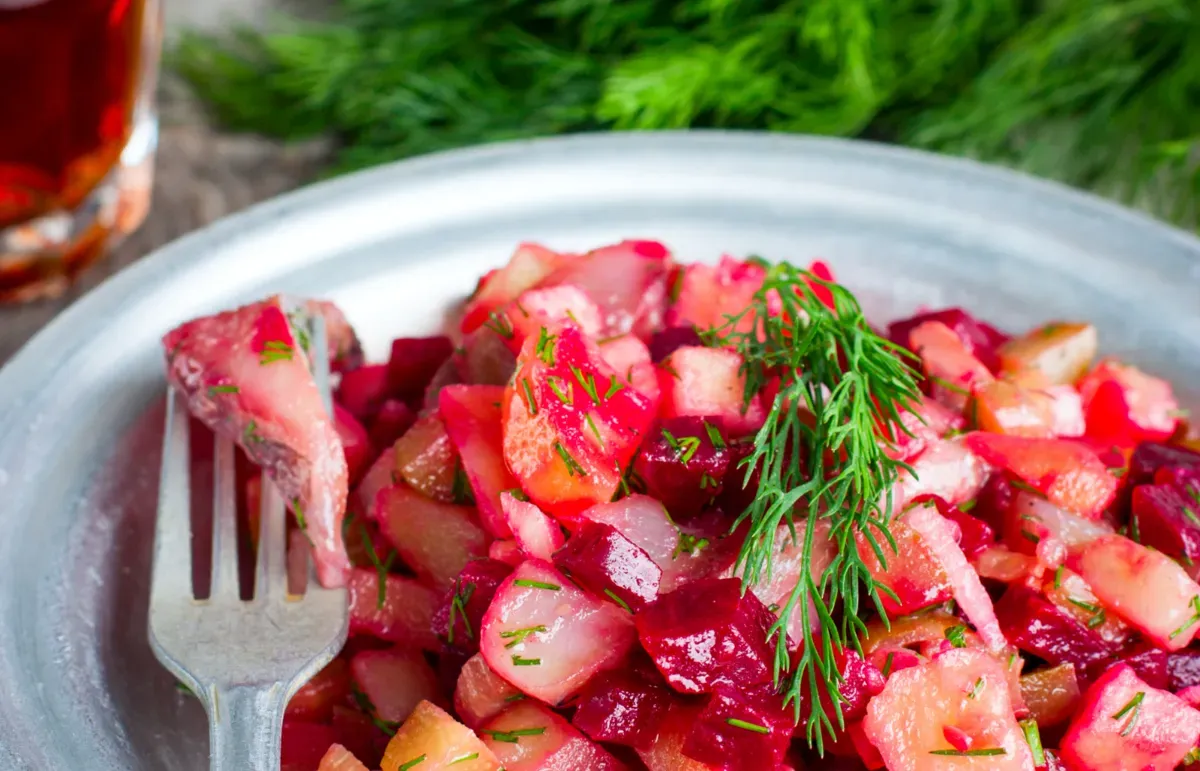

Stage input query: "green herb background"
[{"left": 177, "top": 0, "right": 1200, "bottom": 228}]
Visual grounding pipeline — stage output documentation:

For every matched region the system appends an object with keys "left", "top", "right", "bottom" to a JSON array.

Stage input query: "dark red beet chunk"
[
  {"left": 431, "top": 558, "right": 513, "bottom": 656},
  {"left": 717, "top": 439, "right": 763, "bottom": 518},
  {"left": 1166, "top": 649, "right": 1200, "bottom": 691},
  {"left": 683, "top": 682, "right": 794, "bottom": 771},
  {"left": 995, "top": 587, "right": 1119, "bottom": 674},
  {"left": 1128, "top": 442, "right": 1200, "bottom": 488},
  {"left": 281, "top": 721, "right": 339, "bottom": 770},
  {"left": 971, "top": 473, "right": 1016, "bottom": 534},
  {"left": 636, "top": 577, "right": 777, "bottom": 694},
  {"left": 634, "top": 417, "right": 732, "bottom": 519},
  {"left": 649, "top": 325, "right": 704, "bottom": 362},
  {"left": 336, "top": 363, "right": 390, "bottom": 420},
  {"left": 572, "top": 669, "right": 673, "bottom": 749},
  {"left": 368, "top": 399, "right": 416, "bottom": 449},
  {"left": 887, "top": 308, "right": 1009, "bottom": 374},
  {"left": 1131, "top": 483, "right": 1200, "bottom": 568},
  {"left": 553, "top": 520, "right": 662, "bottom": 612},
  {"left": 912, "top": 495, "right": 995, "bottom": 559},
  {"left": 1111, "top": 643, "right": 1169, "bottom": 689},
  {"left": 386, "top": 336, "right": 454, "bottom": 400}
]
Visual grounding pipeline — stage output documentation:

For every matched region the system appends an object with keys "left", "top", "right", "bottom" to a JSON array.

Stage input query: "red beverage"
[{"left": 0, "top": 0, "right": 160, "bottom": 303}]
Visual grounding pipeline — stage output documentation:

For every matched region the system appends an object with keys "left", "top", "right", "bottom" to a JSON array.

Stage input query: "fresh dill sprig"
[{"left": 715, "top": 262, "right": 922, "bottom": 753}]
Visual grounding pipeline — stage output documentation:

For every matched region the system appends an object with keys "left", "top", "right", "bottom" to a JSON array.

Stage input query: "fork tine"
[
  {"left": 255, "top": 476, "right": 288, "bottom": 600},
  {"left": 210, "top": 436, "right": 240, "bottom": 598},
  {"left": 150, "top": 388, "right": 194, "bottom": 605}
]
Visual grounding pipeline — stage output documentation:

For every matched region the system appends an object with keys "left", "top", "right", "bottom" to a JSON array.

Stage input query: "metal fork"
[{"left": 149, "top": 316, "right": 349, "bottom": 771}]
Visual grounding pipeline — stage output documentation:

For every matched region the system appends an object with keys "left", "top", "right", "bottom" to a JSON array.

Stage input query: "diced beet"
[
  {"left": 636, "top": 577, "right": 777, "bottom": 694},
  {"left": 1071, "top": 533, "right": 1200, "bottom": 650},
  {"left": 163, "top": 296, "right": 351, "bottom": 587},
  {"left": 282, "top": 721, "right": 340, "bottom": 771},
  {"left": 351, "top": 647, "right": 441, "bottom": 725},
  {"left": 501, "top": 492, "right": 565, "bottom": 561},
  {"left": 334, "top": 404, "right": 374, "bottom": 486},
  {"left": 1129, "top": 441, "right": 1200, "bottom": 488},
  {"left": 572, "top": 668, "right": 673, "bottom": 750},
  {"left": 965, "top": 433, "right": 1118, "bottom": 517},
  {"left": 287, "top": 657, "right": 352, "bottom": 723},
  {"left": 336, "top": 363, "right": 390, "bottom": 420},
  {"left": 347, "top": 568, "right": 440, "bottom": 650},
  {"left": 1133, "top": 482, "right": 1200, "bottom": 573},
  {"left": 683, "top": 681, "right": 793, "bottom": 770},
  {"left": 649, "top": 325, "right": 704, "bottom": 362},
  {"left": 372, "top": 484, "right": 488, "bottom": 590},
  {"left": 994, "top": 586, "right": 1120, "bottom": 673},
  {"left": 537, "top": 239, "right": 671, "bottom": 339},
  {"left": 887, "top": 307, "right": 1009, "bottom": 374},
  {"left": 317, "top": 744, "right": 369, "bottom": 771},
  {"left": 393, "top": 413, "right": 459, "bottom": 503},
  {"left": 422, "top": 357, "right": 461, "bottom": 411},
  {"left": 657, "top": 346, "right": 765, "bottom": 437},
  {"left": 367, "top": 399, "right": 416, "bottom": 450},
  {"left": 1060, "top": 663, "right": 1200, "bottom": 771},
  {"left": 331, "top": 706, "right": 390, "bottom": 769},
  {"left": 1166, "top": 649, "right": 1200, "bottom": 691},
  {"left": 386, "top": 336, "right": 454, "bottom": 400},
  {"left": 502, "top": 322, "right": 657, "bottom": 521},
  {"left": 553, "top": 520, "right": 662, "bottom": 613},
  {"left": 431, "top": 558, "right": 513, "bottom": 657},
  {"left": 973, "top": 472, "right": 1016, "bottom": 534},
  {"left": 480, "top": 560, "right": 636, "bottom": 704},
  {"left": 454, "top": 653, "right": 524, "bottom": 730},
  {"left": 1116, "top": 643, "right": 1170, "bottom": 690},
  {"left": 1078, "top": 359, "right": 1181, "bottom": 444},
  {"left": 480, "top": 701, "right": 627, "bottom": 770},
  {"left": 380, "top": 700, "right": 502, "bottom": 771},
  {"left": 634, "top": 417, "right": 732, "bottom": 520},
  {"left": 581, "top": 495, "right": 737, "bottom": 593},
  {"left": 820, "top": 649, "right": 886, "bottom": 725},
  {"left": 863, "top": 649, "right": 1034, "bottom": 771}
]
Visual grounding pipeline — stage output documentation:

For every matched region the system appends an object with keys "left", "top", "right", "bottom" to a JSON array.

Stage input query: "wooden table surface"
[{"left": 0, "top": 80, "right": 330, "bottom": 363}]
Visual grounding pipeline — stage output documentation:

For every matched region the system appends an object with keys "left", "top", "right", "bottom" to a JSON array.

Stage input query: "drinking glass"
[{"left": 0, "top": 0, "right": 162, "bottom": 303}]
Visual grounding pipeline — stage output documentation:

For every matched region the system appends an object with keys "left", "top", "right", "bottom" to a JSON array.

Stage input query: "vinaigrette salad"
[{"left": 162, "top": 240, "right": 1200, "bottom": 771}]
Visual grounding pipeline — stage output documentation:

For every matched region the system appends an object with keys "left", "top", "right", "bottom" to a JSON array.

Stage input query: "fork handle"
[{"left": 207, "top": 683, "right": 288, "bottom": 771}]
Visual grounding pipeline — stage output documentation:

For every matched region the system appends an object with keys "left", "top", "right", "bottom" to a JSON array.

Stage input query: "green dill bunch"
[{"left": 714, "top": 262, "right": 922, "bottom": 752}]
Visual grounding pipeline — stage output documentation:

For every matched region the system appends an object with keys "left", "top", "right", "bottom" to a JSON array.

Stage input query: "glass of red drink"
[{"left": 0, "top": 0, "right": 162, "bottom": 303}]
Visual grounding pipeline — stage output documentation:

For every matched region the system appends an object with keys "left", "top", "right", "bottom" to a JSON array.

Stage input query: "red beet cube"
[
  {"left": 572, "top": 669, "right": 673, "bottom": 749},
  {"left": 636, "top": 577, "right": 777, "bottom": 694},
  {"left": 634, "top": 416, "right": 732, "bottom": 520},
  {"left": 1167, "top": 649, "right": 1200, "bottom": 691},
  {"left": 1114, "top": 643, "right": 1170, "bottom": 690},
  {"left": 367, "top": 399, "right": 415, "bottom": 449},
  {"left": 814, "top": 648, "right": 886, "bottom": 725},
  {"left": 1128, "top": 442, "right": 1200, "bottom": 488},
  {"left": 683, "top": 681, "right": 794, "bottom": 770},
  {"left": 887, "top": 307, "right": 1009, "bottom": 374},
  {"left": 1132, "top": 482, "right": 1200, "bottom": 571},
  {"left": 995, "top": 586, "right": 1120, "bottom": 674},
  {"left": 431, "top": 558, "right": 514, "bottom": 656},
  {"left": 281, "top": 721, "right": 339, "bottom": 771},
  {"left": 386, "top": 336, "right": 454, "bottom": 400},
  {"left": 553, "top": 520, "right": 661, "bottom": 612},
  {"left": 649, "top": 325, "right": 704, "bottom": 362},
  {"left": 336, "top": 363, "right": 390, "bottom": 420}
]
